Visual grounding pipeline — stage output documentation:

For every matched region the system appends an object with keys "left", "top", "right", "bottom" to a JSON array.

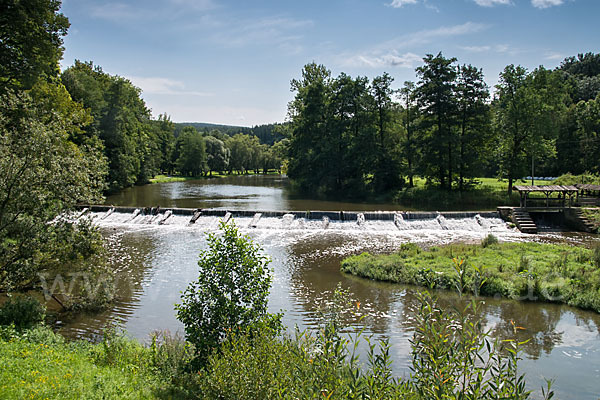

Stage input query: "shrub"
[
  {"left": 481, "top": 233, "right": 499, "bottom": 248},
  {"left": 409, "top": 292, "right": 534, "bottom": 399},
  {"left": 175, "top": 221, "right": 281, "bottom": 367},
  {"left": 0, "top": 295, "right": 46, "bottom": 330}
]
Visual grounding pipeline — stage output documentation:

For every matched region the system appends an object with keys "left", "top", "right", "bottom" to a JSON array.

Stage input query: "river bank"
[{"left": 341, "top": 241, "right": 600, "bottom": 312}]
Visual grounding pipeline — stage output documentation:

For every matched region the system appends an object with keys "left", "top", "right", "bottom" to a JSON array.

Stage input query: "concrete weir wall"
[{"left": 80, "top": 205, "right": 499, "bottom": 221}]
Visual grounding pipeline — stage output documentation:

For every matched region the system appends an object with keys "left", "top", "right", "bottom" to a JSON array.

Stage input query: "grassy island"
[{"left": 341, "top": 241, "right": 600, "bottom": 312}]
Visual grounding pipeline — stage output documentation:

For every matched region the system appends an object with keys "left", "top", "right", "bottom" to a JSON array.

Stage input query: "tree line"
[{"left": 286, "top": 53, "right": 600, "bottom": 195}]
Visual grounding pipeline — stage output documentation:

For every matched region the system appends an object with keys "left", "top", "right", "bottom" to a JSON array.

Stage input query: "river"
[{"left": 61, "top": 175, "right": 600, "bottom": 399}]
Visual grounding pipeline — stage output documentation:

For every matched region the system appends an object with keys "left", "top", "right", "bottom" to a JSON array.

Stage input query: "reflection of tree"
[
  {"left": 58, "top": 228, "right": 158, "bottom": 339},
  {"left": 286, "top": 234, "right": 401, "bottom": 334},
  {"left": 573, "top": 311, "right": 600, "bottom": 336},
  {"left": 283, "top": 231, "right": 598, "bottom": 362},
  {"left": 479, "top": 300, "right": 564, "bottom": 360}
]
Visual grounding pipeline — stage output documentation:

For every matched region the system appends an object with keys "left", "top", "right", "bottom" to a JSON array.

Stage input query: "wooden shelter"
[
  {"left": 513, "top": 185, "right": 578, "bottom": 209},
  {"left": 576, "top": 184, "right": 600, "bottom": 206}
]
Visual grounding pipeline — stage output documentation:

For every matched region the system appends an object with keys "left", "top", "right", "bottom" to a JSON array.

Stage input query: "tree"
[
  {"left": 175, "top": 221, "right": 277, "bottom": 365},
  {"left": 0, "top": 0, "right": 70, "bottom": 93},
  {"left": 175, "top": 127, "right": 206, "bottom": 176},
  {"left": 205, "top": 135, "right": 229, "bottom": 175},
  {"left": 415, "top": 53, "right": 458, "bottom": 189},
  {"left": 62, "top": 61, "right": 158, "bottom": 190},
  {"left": 493, "top": 65, "right": 563, "bottom": 193},
  {"left": 400, "top": 81, "right": 418, "bottom": 187},
  {"left": 287, "top": 63, "right": 332, "bottom": 191},
  {"left": 371, "top": 73, "right": 402, "bottom": 191},
  {"left": 150, "top": 113, "right": 175, "bottom": 174},
  {"left": 455, "top": 64, "right": 491, "bottom": 190},
  {"left": 0, "top": 90, "right": 106, "bottom": 291}
]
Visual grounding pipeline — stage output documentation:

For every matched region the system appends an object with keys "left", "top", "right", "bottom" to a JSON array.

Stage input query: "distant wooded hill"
[{"left": 175, "top": 122, "right": 286, "bottom": 145}]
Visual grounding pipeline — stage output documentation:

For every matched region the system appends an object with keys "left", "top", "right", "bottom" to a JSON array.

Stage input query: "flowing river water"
[{"left": 60, "top": 176, "right": 600, "bottom": 399}]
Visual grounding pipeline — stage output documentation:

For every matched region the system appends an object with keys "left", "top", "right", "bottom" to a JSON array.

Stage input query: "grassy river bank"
[{"left": 342, "top": 240, "right": 600, "bottom": 312}]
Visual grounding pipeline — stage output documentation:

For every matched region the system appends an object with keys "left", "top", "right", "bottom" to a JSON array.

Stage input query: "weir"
[
  {"left": 79, "top": 205, "right": 499, "bottom": 221},
  {"left": 76, "top": 204, "right": 514, "bottom": 235}
]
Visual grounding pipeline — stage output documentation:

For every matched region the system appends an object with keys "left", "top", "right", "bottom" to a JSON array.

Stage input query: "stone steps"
[
  {"left": 511, "top": 209, "right": 537, "bottom": 234},
  {"left": 572, "top": 209, "right": 597, "bottom": 231}
]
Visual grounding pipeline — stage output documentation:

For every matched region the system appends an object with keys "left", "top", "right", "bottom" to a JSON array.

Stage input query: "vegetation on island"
[
  {"left": 1, "top": 223, "right": 554, "bottom": 399},
  {"left": 341, "top": 239, "right": 600, "bottom": 312}
]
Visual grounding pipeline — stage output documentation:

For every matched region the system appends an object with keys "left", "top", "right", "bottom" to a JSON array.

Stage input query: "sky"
[{"left": 60, "top": 0, "right": 599, "bottom": 127}]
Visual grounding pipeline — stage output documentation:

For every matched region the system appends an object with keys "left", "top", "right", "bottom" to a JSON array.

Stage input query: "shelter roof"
[
  {"left": 576, "top": 184, "right": 600, "bottom": 191},
  {"left": 513, "top": 185, "right": 578, "bottom": 193}
]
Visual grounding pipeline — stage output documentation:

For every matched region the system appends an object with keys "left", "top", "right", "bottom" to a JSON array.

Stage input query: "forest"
[{"left": 286, "top": 54, "right": 600, "bottom": 196}]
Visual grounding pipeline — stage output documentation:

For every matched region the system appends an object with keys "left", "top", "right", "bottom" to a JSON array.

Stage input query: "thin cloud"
[
  {"left": 474, "top": 0, "right": 512, "bottom": 6},
  {"left": 128, "top": 76, "right": 212, "bottom": 97},
  {"left": 379, "top": 22, "right": 489, "bottom": 50},
  {"left": 337, "top": 22, "right": 488, "bottom": 69},
  {"left": 210, "top": 16, "right": 313, "bottom": 52},
  {"left": 90, "top": 3, "right": 153, "bottom": 21},
  {"left": 531, "top": 0, "right": 564, "bottom": 8},
  {"left": 342, "top": 52, "right": 422, "bottom": 68},
  {"left": 459, "top": 44, "right": 515, "bottom": 55},
  {"left": 388, "top": 0, "right": 419, "bottom": 7},
  {"left": 545, "top": 51, "right": 564, "bottom": 60},
  {"left": 169, "top": 0, "right": 217, "bottom": 11}
]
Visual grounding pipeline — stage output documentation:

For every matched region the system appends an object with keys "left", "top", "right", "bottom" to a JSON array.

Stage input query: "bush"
[
  {"left": 194, "top": 292, "right": 551, "bottom": 400},
  {"left": 0, "top": 295, "right": 46, "bottom": 330},
  {"left": 481, "top": 233, "right": 499, "bottom": 248},
  {"left": 175, "top": 221, "right": 281, "bottom": 367}
]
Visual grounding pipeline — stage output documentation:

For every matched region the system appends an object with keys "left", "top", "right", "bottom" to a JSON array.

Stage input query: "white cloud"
[
  {"left": 531, "top": 0, "right": 564, "bottom": 8},
  {"left": 379, "top": 22, "right": 489, "bottom": 50},
  {"left": 388, "top": 0, "right": 419, "bottom": 7},
  {"left": 545, "top": 51, "right": 564, "bottom": 60},
  {"left": 127, "top": 76, "right": 212, "bottom": 97},
  {"left": 343, "top": 52, "right": 422, "bottom": 68},
  {"left": 460, "top": 45, "right": 492, "bottom": 52},
  {"left": 337, "top": 22, "right": 488, "bottom": 69},
  {"left": 473, "top": 0, "right": 512, "bottom": 6},
  {"left": 210, "top": 16, "right": 313, "bottom": 53}
]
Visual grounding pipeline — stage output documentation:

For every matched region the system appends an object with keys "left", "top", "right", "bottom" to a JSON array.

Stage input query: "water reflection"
[
  {"left": 74, "top": 175, "right": 600, "bottom": 398},
  {"left": 106, "top": 175, "right": 419, "bottom": 211}
]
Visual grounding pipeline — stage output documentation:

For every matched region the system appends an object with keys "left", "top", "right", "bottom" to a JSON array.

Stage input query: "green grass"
[
  {"left": 0, "top": 327, "right": 163, "bottom": 399},
  {"left": 341, "top": 241, "right": 600, "bottom": 312}
]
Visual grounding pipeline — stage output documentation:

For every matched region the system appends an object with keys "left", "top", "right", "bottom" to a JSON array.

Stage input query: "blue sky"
[{"left": 60, "top": 0, "right": 599, "bottom": 126}]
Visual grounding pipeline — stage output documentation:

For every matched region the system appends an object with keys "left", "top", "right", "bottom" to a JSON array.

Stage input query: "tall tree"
[
  {"left": 176, "top": 127, "right": 206, "bottom": 176},
  {"left": 415, "top": 53, "right": 458, "bottom": 189},
  {"left": 0, "top": 91, "right": 106, "bottom": 290},
  {"left": 287, "top": 63, "right": 332, "bottom": 191},
  {"left": 455, "top": 64, "right": 490, "bottom": 190},
  {"left": 0, "top": 0, "right": 70, "bottom": 93},
  {"left": 371, "top": 73, "right": 402, "bottom": 191},
  {"left": 400, "top": 81, "right": 418, "bottom": 187},
  {"left": 62, "top": 61, "right": 158, "bottom": 191},
  {"left": 205, "top": 135, "right": 229, "bottom": 175}
]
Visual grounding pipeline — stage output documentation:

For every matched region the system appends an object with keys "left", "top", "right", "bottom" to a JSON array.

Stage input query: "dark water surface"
[
  {"left": 63, "top": 176, "right": 600, "bottom": 399},
  {"left": 105, "top": 175, "right": 414, "bottom": 211}
]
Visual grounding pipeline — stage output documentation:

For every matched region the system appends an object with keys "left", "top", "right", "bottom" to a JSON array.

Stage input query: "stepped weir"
[{"left": 78, "top": 205, "right": 499, "bottom": 223}]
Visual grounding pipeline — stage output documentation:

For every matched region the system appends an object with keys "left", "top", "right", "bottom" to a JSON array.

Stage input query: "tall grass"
[{"left": 341, "top": 241, "right": 600, "bottom": 312}]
